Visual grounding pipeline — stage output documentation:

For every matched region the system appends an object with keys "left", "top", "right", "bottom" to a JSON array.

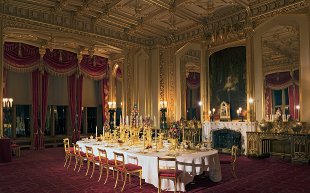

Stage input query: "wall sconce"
[
  {"left": 160, "top": 101, "right": 167, "bottom": 109},
  {"left": 108, "top": 101, "right": 116, "bottom": 109},
  {"left": 3, "top": 98, "right": 13, "bottom": 108},
  {"left": 296, "top": 105, "right": 300, "bottom": 121}
]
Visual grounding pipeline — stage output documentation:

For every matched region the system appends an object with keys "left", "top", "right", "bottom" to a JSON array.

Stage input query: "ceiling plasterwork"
[
  {"left": 0, "top": 0, "right": 308, "bottom": 57},
  {"left": 262, "top": 25, "right": 299, "bottom": 75}
]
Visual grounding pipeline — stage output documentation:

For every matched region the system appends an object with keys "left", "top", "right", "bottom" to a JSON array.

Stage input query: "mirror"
[
  {"left": 180, "top": 50, "right": 201, "bottom": 120},
  {"left": 113, "top": 64, "right": 123, "bottom": 126},
  {"left": 262, "top": 25, "right": 300, "bottom": 120}
]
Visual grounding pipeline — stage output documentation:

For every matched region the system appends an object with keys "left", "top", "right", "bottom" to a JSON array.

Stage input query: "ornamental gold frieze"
[
  {"left": 159, "top": 48, "right": 165, "bottom": 101},
  {"left": 0, "top": 3, "right": 151, "bottom": 47},
  {"left": 168, "top": 49, "right": 176, "bottom": 121},
  {"left": 251, "top": 0, "right": 308, "bottom": 25}
]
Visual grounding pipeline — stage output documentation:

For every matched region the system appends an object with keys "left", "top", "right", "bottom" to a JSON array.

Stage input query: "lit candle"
[
  {"left": 95, "top": 126, "right": 98, "bottom": 138},
  {"left": 126, "top": 116, "right": 129, "bottom": 125},
  {"left": 212, "top": 108, "right": 215, "bottom": 114},
  {"left": 114, "top": 112, "right": 116, "bottom": 127}
]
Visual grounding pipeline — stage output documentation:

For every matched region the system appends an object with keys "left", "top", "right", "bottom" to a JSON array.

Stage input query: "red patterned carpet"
[{"left": 0, "top": 147, "right": 310, "bottom": 193}]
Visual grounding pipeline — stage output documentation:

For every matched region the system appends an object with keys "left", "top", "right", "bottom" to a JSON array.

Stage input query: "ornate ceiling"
[
  {"left": 1, "top": 0, "right": 307, "bottom": 58},
  {"left": 262, "top": 25, "right": 299, "bottom": 74}
]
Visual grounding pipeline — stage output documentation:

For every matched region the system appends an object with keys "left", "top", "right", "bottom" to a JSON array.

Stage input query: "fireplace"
[{"left": 212, "top": 128, "right": 241, "bottom": 152}]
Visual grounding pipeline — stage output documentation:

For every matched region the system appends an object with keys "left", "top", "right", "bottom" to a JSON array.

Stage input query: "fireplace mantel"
[{"left": 203, "top": 122, "right": 256, "bottom": 154}]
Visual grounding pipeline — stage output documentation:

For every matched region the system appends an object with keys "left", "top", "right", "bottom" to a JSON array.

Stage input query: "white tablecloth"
[{"left": 76, "top": 140, "right": 221, "bottom": 192}]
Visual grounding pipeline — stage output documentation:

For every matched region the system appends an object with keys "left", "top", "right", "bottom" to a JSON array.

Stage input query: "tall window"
[
  {"left": 16, "top": 105, "right": 31, "bottom": 137},
  {"left": 87, "top": 107, "right": 97, "bottom": 134},
  {"left": 45, "top": 106, "right": 52, "bottom": 136},
  {"left": 55, "top": 106, "right": 67, "bottom": 135},
  {"left": 273, "top": 88, "right": 289, "bottom": 114}
]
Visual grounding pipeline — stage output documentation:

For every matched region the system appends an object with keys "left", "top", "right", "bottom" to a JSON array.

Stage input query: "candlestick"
[
  {"left": 143, "top": 128, "right": 145, "bottom": 149},
  {"left": 182, "top": 126, "right": 185, "bottom": 142},
  {"left": 102, "top": 125, "right": 105, "bottom": 137}
]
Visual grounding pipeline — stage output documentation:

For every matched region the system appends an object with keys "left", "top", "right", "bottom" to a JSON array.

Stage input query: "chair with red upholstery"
[
  {"left": 85, "top": 146, "right": 100, "bottom": 178},
  {"left": 157, "top": 157, "right": 182, "bottom": 193},
  {"left": 63, "top": 138, "right": 74, "bottom": 168},
  {"left": 97, "top": 148, "right": 116, "bottom": 184},
  {"left": 113, "top": 152, "right": 142, "bottom": 192},
  {"left": 220, "top": 145, "right": 238, "bottom": 178},
  {"left": 72, "top": 143, "right": 87, "bottom": 172}
]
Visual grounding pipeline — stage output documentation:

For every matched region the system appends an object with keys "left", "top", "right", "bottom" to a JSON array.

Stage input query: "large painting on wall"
[{"left": 209, "top": 46, "right": 246, "bottom": 120}]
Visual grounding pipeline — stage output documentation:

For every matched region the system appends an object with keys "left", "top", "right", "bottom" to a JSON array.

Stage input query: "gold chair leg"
[
  {"left": 114, "top": 171, "right": 119, "bottom": 188},
  {"left": 85, "top": 160, "right": 90, "bottom": 176},
  {"left": 232, "top": 164, "right": 237, "bottom": 178},
  {"left": 64, "top": 155, "right": 68, "bottom": 167},
  {"left": 90, "top": 161, "right": 95, "bottom": 178},
  {"left": 98, "top": 164, "right": 103, "bottom": 182},
  {"left": 104, "top": 166, "right": 109, "bottom": 184},
  {"left": 174, "top": 178, "right": 177, "bottom": 193},
  {"left": 67, "top": 155, "right": 72, "bottom": 169},
  {"left": 78, "top": 158, "right": 83, "bottom": 173},
  {"left": 74, "top": 157, "right": 78, "bottom": 171},
  {"left": 158, "top": 177, "right": 161, "bottom": 193},
  {"left": 139, "top": 171, "right": 142, "bottom": 189},
  {"left": 121, "top": 173, "right": 127, "bottom": 192}
]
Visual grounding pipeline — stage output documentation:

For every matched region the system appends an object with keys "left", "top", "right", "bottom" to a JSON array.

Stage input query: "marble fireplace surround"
[{"left": 203, "top": 122, "right": 256, "bottom": 155}]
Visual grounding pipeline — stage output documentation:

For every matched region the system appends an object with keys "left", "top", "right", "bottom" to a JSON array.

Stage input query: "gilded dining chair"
[
  {"left": 220, "top": 145, "right": 238, "bottom": 178},
  {"left": 113, "top": 152, "right": 142, "bottom": 192},
  {"left": 73, "top": 143, "right": 87, "bottom": 172},
  {"left": 85, "top": 146, "right": 100, "bottom": 178},
  {"left": 157, "top": 157, "right": 182, "bottom": 193},
  {"left": 63, "top": 138, "right": 74, "bottom": 168},
  {"left": 97, "top": 148, "right": 116, "bottom": 184}
]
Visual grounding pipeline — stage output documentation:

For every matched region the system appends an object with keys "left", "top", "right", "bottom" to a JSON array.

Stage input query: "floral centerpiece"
[{"left": 169, "top": 122, "right": 180, "bottom": 139}]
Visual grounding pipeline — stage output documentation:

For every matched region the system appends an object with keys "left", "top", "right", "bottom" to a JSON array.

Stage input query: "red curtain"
[
  {"left": 186, "top": 72, "right": 200, "bottom": 90},
  {"left": 40, "top": 72, "right": 48, "bottom": 149},
  {"left": 265, "top": 87, "right": 272, "bottom": 117},
  {"left": 101, "top": 78, "right": 109, "bottom": 123},
  {"left": 4, "top": 42, "right": 40, "bottom": 72},
  {"left": 44, "top": 49, "right": 77, "bottom": 76},
  {"left": 77, "top": 76, "right": 83, "bottom": 141},
  {"left": 32, "top": 70, "right": 40, "bottom": 150},
  {"left": 5, "top": 42, "right": 108, "bottom": 79},
  {"left": 80, "top": 55, "right": 108, "bottom": 80},
  {"left": 67, "top": 75, "right": 77, "bottom": 143}
]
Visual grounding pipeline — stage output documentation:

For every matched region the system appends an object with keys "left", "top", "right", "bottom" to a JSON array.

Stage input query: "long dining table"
[{"left": 76, "top": 140, "right": 222, "bottom": 192}]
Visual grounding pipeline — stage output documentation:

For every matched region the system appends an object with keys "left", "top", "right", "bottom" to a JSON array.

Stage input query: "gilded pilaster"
[
  {"left": 168, "top": 46, "right": 176, "bottom": 122},
  {"left": 200, "top": 42, "right": 207, "bottom": 122},
  {"left": 206, "top": 50, "right": 211, "bottom": 121},
  {"left": 246, "top": 29, "right": 255, "bottom": 122},
  {"left": 0, "top": 16, "right": 3, "bottom": 137}
]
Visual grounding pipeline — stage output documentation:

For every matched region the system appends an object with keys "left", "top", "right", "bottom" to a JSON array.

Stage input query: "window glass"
[
  {"left": 55, "top": 106, "right": 67, "bottom": 135},
  {"left": 87, "top": 107, "right": 97, "bottom": 134},
  {"left": 45, "top": 106, "right": 52, "bottom": 136},
  {"left": 16, "top": 105, "right": 31, "bottom": 137}
]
